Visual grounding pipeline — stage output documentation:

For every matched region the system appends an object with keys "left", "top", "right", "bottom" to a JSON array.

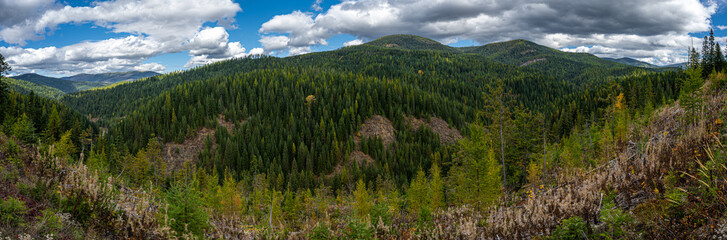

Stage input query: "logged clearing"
[
  {"left": 406, "top": 115, "right": 463, "bottom": 145},
  {"left": 520, "top": 58, "right": 547, "bottom": 67},
  {"left": 162, "top": 128, "right": 214, "bottom": 172},
  {"left": 355, "top": 115, "right": 396, "bottom": 147}
]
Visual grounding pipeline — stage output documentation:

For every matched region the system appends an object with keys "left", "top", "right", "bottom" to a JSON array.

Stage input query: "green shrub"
[
  {"left": 166, "top": 185, "right": 208, "bottom": 236},
  {"left": 370, "top": 203, "right": 391, "bottom": 227},
  {"left": 344, "top": 219, "right": 374, "bottom": 240},
  {"left": 3, "top": 138, "right": 19, "bottom": 157},
  {"left": 36, "top": 208, "right": 63, "bottom": 236},
  {"left": 417, "top": 206, "right": 432, "bottom": 229},
  {"left": 0, "top": 197, "right": 28, "bottom": 227},
  {"left": 308, "top": 222, "right": 332, "bottom": 240},
  {"left": 551, "top": 216, "right": 589, "bottom": 240},
  {"left": 598, "top": 201, "right": 635, "bottom": 239}
]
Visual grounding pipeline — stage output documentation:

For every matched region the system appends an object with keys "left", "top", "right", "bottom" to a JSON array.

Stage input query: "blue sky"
[{"left": 0, "top": 0, "right": 723, "bottom": 77}]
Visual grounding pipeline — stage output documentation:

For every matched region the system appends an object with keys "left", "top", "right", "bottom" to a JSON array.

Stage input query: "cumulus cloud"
[
  {"left": 260, "top": 0, "right": 717, "bottom": 64},
  {"left": 0, "top": 0, "right": 57, "bottom": 28},
  {"left": 343, "top": 39, "right": 364, "bottom": 47},
  {"left": 312, "top": 0, "right": 324, "bottom": 11},
  {"left": 184, "top": 27, "right": 258, "bottom": 67},
  {"left": 0, "top": 0, "right": 241, "bottom": 45},
  {"left": 0, "top": 0, "right": 258, "bottom": 74}
]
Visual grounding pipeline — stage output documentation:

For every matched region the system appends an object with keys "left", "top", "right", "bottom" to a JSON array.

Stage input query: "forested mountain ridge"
[
  {"left": 62, "top": 35, "right": 658, "bottom": 124},
  {"left": 61, "top": 71, "right": 160, "bottom": 83},
  {"left": 12, "top": 73, "right": 85, "bottom": 93},
  {"left": 365, "top": 34, "right": 461, "bottom": 53},
  {"left": 11, "top": 71, "right": 159, "bottom": 95},
  {"left": 5, "top": 77, "right": 66, "bottom": 99},
  {"left": 603, "top": 57, "right": 659, "bottom": 68}
]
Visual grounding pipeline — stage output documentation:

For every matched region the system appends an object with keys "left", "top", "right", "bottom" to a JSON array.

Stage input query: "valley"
[{"left": 0, "top": 33, "right": 725, "bottom": 239}]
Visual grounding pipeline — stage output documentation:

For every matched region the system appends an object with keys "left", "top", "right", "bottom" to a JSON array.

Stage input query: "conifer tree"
[
  {"left": 407, "top": 167, "right": 430, "bottom": 214},
  {"left": 429, "top": 159, "right": 444, "bottom": 210},
  {"left": 0, "top": 53, "right": 9, "bottom": 118},
  {"left": 353, "top": 178, "right": 371, "bottom": 218},
  {"left": 450, "top": 124, "right": 502, "bottom": 212},
  {"left": 715, "top": 43, "right": 726, "bottom": 72},
  {"left": 12, "top": 114, "right": 36, "bottom": 143},
  {"left": 680, "top": 67, "right": 704, "bottom": 124},
  {"left": 55, "top": 130, "right": 76, "bottom": 159},
  {"left": 46, "top": 106, "right": 61, "bottom": 142},
  {"left": 219, "top": 173, "right": 243, "bottom": 216}
]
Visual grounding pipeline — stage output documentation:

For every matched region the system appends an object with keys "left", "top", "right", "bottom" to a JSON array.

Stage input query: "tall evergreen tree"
[
  {"left": 703, "top": 35, "right": 713, "bottom": 78},
  {"left": 0, "top": 53, "right": 10, "bottom": 122},
  {"left": 715, "top": 43, "right": 726, "bottom": 73},
  {"left": 689, "top": 47, "right": 701, "bottom": 70}
]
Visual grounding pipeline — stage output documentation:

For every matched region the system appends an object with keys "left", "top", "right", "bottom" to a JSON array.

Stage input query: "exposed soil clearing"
[
  {"left": 355, "top": 115, "right": 396, "bottom": 147},
  {"left": 327, "top": 150, "right": 375, "bottom": 178},
  {"left": 217, "top": 114, "right": 237, "bottom": 132},
  {"left": 405, "top": 115, "right": 463, "bottom": 145},
  {"left": 162, "top": 128, "right": 215, "bottom": 173},
  {"left": 520, "top": 58, "right": 547, "bottom": 67}
]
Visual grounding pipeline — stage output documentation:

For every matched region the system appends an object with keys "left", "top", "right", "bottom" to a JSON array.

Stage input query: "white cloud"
[
  {"left": 260, "top": 35, "right": 292, "bottom": 51},
  {"left": 0, "top": 0, "right": 241, "bottom": 45},
  {"left": 718, "top": 25, "right": 727, "bottom": 30},
  {"left": 0, "top": 0, "right": 259, "bottom": 75},
  {"left": 312, "top": 0, "right": 324, "bottom": 11},
  {"left": 184, "top": 27, "right": 253, "bottom": 67},
  {"left": 0, "top": 0, "right": 57, "bottom": 28},
  {"left": 343, "top": 39, "right": 364, "bottom": 47},
  {"left": 260, "top": 0, "right": 717, "bottom": 64}
]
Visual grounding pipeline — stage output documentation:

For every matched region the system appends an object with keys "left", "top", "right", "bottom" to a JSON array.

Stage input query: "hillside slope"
[
  {"left": 365, "top": 34, "right": 461, "bottom": 53},
  {"left": 603, "top": 57, "right": 658, "bottom": 68},
  {"left": 12, "top": 73, "right": 107, "bottom": 93},
  {"left": 61, "top": 71, "right": 159, "bottom": 83},
  {"left": 5, "top": 77, "right": 65, "bottom": 99}
]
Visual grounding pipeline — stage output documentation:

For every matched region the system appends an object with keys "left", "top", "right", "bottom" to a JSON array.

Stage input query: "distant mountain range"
[
  {"left": 602, "top": 57, "right": 658, "bottom": 68},
  {"left": 60, "top": 71, "right": 160, "bottom": 83},
  {"left": 8, "top": 71, "right": 160, "bottom": 98},
  {"left": 602, "top": 57, "right": 685, "bottom": 69}
]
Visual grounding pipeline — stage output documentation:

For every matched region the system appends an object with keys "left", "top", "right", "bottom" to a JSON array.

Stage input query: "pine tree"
[
  {"left": 55, "top": 130, "right": 76, "bottom": 159},
  {"left": 353, "top": 178, "right": 371, "bottom": 219},
  {"left": 715, "top": 43, "right": 726, "bottom": 73},
  {"left": 219, "top": 173, "right": 243, "bottom": 216},
  {"left": 12, "top": 114, "right": 36, "bottom": 144},
  {"left": 689, "top": 47, "right": 701, "bottom": 70},
  {"left": 407, "top": 167, "right": 430, "bottom": 214},
  {"left": 145, "top": 136, "right": 165, "bottom": 187},
  {"left": 703, "top": 36, "right": 712, "bottom": 78},
  {"left": 450, "top": 124, "right": 502, "bottom": 212},
  {"left": 0, "top": 53, "right": 10, "bottom": 119},
  {"left": 614, "top": 93, "right": 628, "bottom": 141},
  {"left": 429, "top": 159, "right": 444, "bottom": 211},
  {"left": 166, "top": 184, "right": 208, "bottom": 236},
  {"left": 680, "top": 67, "right": 704, "bottom": 124},
  {"left": 46, "top": 106, "right": 61, "bottom": 142}
]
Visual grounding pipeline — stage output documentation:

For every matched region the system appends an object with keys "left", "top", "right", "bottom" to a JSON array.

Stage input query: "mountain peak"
[{"left": 365, "top": 34, "right": 459, "bottom": 52}]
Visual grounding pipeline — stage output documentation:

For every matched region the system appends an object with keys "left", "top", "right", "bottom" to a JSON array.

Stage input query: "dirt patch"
[
  {"left": 520, "top": 49, "right": 536, "bottom": 55},
  {"left": 217, "top": 114, "right": 237, "bottom": 132},
  {"left": 405, "top": 115, "right": 463, "bottom": 145},
  {"left": 349, "top": 150, "right": 375, "bottom": 165},
  {"left": 327, "top": 151, "right": 375, "bottom": 177},
  {"left": 162, "top": 128, "right": 215, "bottom": 173},
  {"left": 355, "top": 115, "right": 396, "bottom": 147},
  {"left": 519, "top": 58, "right": 547, "bottom": 67},
  {"left": 385, "top": 44, "right": 400, "bottom": 48}
]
